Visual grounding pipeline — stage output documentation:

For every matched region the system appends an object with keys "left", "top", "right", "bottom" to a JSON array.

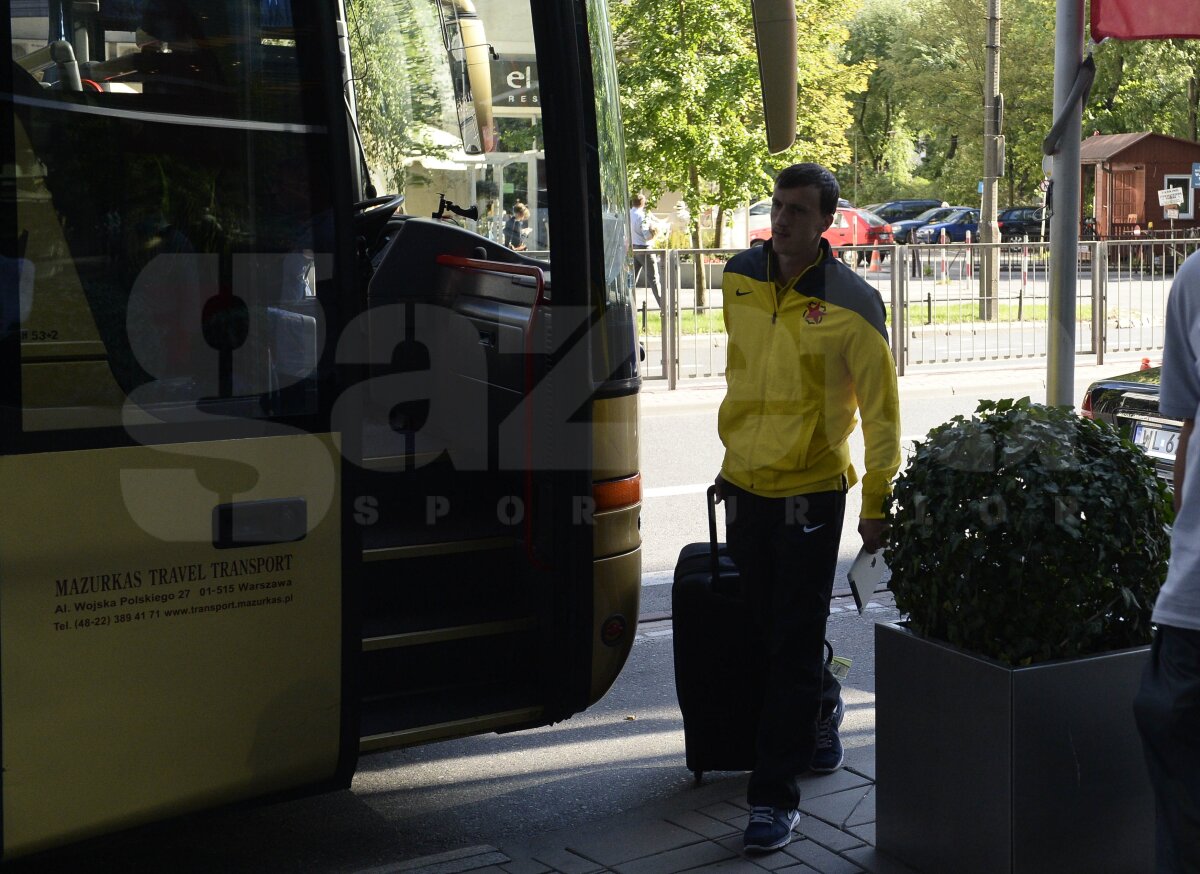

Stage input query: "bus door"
[
  {"left": 341, "top": 0, "right": 639, "bottom": 752},
  {"left": 1, "top": 0, "right": 357, "bottom": 857}
]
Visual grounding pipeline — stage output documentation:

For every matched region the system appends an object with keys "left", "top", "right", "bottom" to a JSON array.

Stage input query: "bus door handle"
[
  {"left": 213, "top": 498, "right": 308, "bottom": 549},
  {"left": 478, "top": 329, "right": 497, "bottom": 348}
]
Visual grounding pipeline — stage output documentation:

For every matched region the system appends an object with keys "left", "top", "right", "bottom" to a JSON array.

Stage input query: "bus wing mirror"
[
  {"left": 442, "top": 1, "right": 497, "bottom": 154},
  {"left": 752, "top": 0, "right": 796, "bottom": 154}
]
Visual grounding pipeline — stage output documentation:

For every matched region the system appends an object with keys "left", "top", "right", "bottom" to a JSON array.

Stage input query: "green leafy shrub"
[{"left": 885, "top": 397, "right": 1173, "bottom": 666}]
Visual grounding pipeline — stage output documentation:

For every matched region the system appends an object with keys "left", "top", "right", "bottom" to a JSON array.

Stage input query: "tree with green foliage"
[
  {"left": 884, "top": 0, "right": 993, "bottom": 204},
  {"left": 841, "top": 0, "right": 923, "bottom": 202},
  {"left": 849, "top": 0, "right": 1056, "bottom": 208},
  {"left": 610, "top": 0, "right": 868, "bottom": 300},
  {"left": 1088, "top": 39, "right": 1200, "bottom": 142},
  {"left": 615, "top": 0, "right": 1200, "bottom": 259}
]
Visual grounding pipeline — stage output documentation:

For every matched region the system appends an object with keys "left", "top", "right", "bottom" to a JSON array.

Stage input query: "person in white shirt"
[
  {"left": 629, "top": 193, "right": 661, "bottom": 307},
  {"left": 1135, "top": 250, "right": 1200, "bottom": 874}
]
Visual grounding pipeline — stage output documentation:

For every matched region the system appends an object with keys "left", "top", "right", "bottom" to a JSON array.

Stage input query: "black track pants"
[
  {"left": 723, "top": 481, "right": 845, "bottom": 810},
  {"left": 1136, "top": 624, "right": 1200, "bottom": 874}
]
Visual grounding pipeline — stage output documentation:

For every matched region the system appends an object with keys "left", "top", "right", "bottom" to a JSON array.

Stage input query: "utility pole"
[
  {"left": 980, "top": 0, "right": 1002, "bottom": 320},
  {"left": 1046, "top": 0, "right": 1083, "bottom": 406},
  {"left": 853, "top": 132, "right": 858, "bottom": 204}
]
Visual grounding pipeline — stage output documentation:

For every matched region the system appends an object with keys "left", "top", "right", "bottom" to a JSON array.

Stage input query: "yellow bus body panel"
[
  {"left": 589, "top": 393, "right": 640, "bottom": 705},
  {"left": 589, "top": 547, "right": 641, "bottom": 705},
  {"left": 592, "top": 393, "right": 639, "bottom": 482},
  {"left": 0, "top": 434, "right": 343, "bottom": 857}
]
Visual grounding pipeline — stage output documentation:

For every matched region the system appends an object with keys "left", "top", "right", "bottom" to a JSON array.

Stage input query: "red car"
[{"left": 750, "top": 206, "right": 893, "bottom": 265}]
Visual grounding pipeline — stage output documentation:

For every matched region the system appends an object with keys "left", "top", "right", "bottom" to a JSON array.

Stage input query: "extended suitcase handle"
[
  {"left": 706, "top": 484, "right": 720, "bottom": 585},
  {"left": 706, "top": 485, "right": 835, "bottom": 667}
]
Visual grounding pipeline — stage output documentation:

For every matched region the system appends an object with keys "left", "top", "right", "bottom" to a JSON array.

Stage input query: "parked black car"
[
  {"left": 997, "top": 205, "right": 1047, "bottom": 242},
  {"left": 1081, "top": 365, "right": 1180, "bottom": 490},
  {"left": 867, "top": 199, "right": 946, "bottom": 224}
]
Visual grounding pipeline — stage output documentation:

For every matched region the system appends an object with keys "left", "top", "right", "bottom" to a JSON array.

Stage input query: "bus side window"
[{"left": 8, "top": 0, "right": 331, "bottom": 430}]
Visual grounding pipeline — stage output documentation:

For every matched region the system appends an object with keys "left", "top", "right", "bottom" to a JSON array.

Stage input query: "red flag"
[{"left": 1092, "top": 0, "right": 1200, "bottom": 40}]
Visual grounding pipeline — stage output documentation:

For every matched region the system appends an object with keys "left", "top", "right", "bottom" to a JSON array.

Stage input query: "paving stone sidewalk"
[{"left": 384, "top": 714, "right": 920, "bottom": 874}]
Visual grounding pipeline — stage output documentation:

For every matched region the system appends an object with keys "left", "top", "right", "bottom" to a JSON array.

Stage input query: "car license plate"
[{"left": 1133, "top": 421, "right": 1179, "bottom": 461}]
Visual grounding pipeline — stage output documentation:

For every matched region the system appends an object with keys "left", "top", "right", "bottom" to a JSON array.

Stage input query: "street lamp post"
[
  {"left": 980, "top": 0, "right": 1001, "bottom": 321},
  {"left": 853, "top": 132, "right": 858, "bottom": 204}
]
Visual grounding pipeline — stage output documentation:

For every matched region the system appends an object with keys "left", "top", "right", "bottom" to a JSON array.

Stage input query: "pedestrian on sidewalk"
[
  {"left": 713, "top": 163, "right": 901, "bottom": 854},
  {"left": 1134, "top": 250, "right": 1200, "bottom": 874},
  {"left": 630, "top": 193, "right": 662, "bottom": 308},
  {"left": 504, "top": 202, "right": 530, "bottom": 250}
]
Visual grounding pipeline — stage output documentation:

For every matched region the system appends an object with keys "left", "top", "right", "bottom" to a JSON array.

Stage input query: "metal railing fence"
[{"left": 633, "top": 237, "right": 1199, "bottom": 385}]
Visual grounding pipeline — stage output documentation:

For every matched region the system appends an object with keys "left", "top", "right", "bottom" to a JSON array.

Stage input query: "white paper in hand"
[{"left": 847, "top": 548, "right": 888, "bottom": 614}]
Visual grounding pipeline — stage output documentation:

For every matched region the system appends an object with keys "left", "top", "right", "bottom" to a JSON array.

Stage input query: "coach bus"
[{"left": 1, "top": 0, "right": 795, "bottom": 857}]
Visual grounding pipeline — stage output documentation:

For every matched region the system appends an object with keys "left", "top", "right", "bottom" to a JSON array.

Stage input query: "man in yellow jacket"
[{"left": 715, "top": 163, "right": 900, "bottom": 853}]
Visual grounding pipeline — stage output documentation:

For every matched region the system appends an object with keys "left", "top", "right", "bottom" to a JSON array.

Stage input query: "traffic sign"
[
  {"left": 1159, "top": 187, "right": 1185, "bottom": 206},
  {"left": 1166, "top": 206, "right": 1180, "bottom": 220},
  {"left": 1192, "top": 163, "right": 1200, "bottom": 188}
]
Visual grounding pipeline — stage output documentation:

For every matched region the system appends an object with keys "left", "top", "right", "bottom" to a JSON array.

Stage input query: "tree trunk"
[
  {"left": 1103, "top": 56, "right": 1124, "bottom": 112},
  {"left": 879, "top": 98, "right": 892, "bottom": 172},
  {"left": 1190, "top": 76, "right": 1198, "bottom": 142},
  {"left": 690, "top": 164, "right": 707, "bottom": 308}
]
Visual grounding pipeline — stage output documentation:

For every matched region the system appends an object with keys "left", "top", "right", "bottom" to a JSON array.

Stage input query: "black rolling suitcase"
[
  {"left": 672, "top": 486, "right": 840, "bottom": 785},
  {"left": 671, "top": 485, "right": 762, "bottom": 784}
]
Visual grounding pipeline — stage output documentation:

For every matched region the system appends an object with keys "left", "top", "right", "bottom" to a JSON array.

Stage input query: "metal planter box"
[{"left": 875, "top": 622, "right": 1153, "bottom": 874}]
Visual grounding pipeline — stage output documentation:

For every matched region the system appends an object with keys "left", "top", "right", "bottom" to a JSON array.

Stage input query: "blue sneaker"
[
  {"left": 743, "top": 806, "right": 801, "bottom": 852},
  {"left": 810, "top": 697, "right": 845, "bottom": 773}
]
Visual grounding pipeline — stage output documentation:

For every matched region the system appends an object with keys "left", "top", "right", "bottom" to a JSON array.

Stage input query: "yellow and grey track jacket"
[{"left": 718, "top": 239, "right": 901, "bottom": 519}]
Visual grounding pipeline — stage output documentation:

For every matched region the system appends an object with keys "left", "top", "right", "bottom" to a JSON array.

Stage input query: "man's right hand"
[{"left": 713, "top": 473, "right": 726, "bottom": 502}]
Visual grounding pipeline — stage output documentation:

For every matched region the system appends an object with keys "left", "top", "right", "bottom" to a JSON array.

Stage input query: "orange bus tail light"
[{"left": 593, "top": 474, "right": 642, "bottom": 512}]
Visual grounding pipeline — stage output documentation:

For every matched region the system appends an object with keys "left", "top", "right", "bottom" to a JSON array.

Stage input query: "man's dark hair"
[{"left": 775, "top": 163, "right": 840, "bottom": 215}]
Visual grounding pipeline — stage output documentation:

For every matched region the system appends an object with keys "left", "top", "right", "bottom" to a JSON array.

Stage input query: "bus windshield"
[{"left": 348, "top": 0, "right": 548, "bottom": 251}]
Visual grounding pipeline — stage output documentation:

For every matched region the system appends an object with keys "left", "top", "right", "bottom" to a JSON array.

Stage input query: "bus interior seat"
[
  {"left": 266, "top": 306, "right": 318, "bottom": 380},
  {"left": 10, "top": 60, "right": 45, "bottom": 98}
]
